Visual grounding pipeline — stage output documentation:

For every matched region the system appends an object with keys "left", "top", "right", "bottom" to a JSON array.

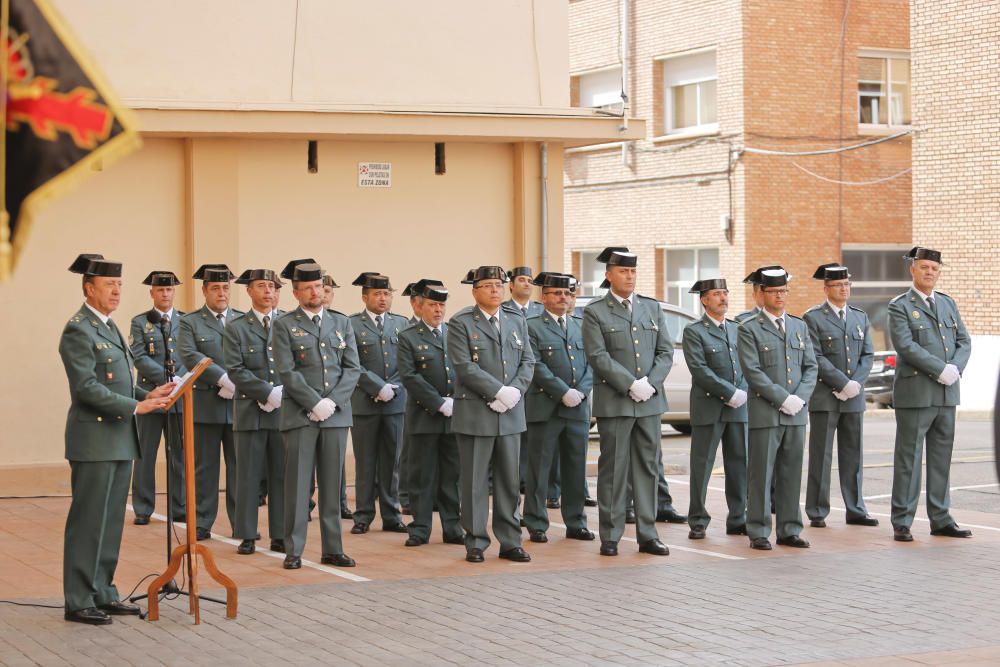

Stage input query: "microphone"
[
  {"left": 146, "top": 310, "right": 175, "bottom": 377},
  {"left": 145, "top": 310, "right": 161, "bottom": 325}
]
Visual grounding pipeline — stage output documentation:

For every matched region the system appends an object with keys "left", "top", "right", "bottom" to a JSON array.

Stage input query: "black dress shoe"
[
  {"left": 321, "top": 553, "right": 356, "bottom": 567},
  {"left": 283, "top": 555, "right": 301, "bottom": 569},
  {"left": 545, "top": 498, "right": 561, "bottom": 509},
  {"left": 638, "top": 539, "right": 670, "bottom": 556},
  {"left": 810, "top": 519, "right": 826, "bottom": 528},
  {"left": 566, "top": 527, "right": 595, "bottom": 541},
  {"left": 65, "top": 607, "right": 112, "bottom": 625},
  {"left": 269, "top": 539, "right": 285, "bottom": 553},
  {"left": 196, "top": 527, "right": 211, "bottom": 541},
  {"left": 894, "top": 526, "right": 914, "bottom": 542},
  {"left": 237, "top": 539, "right": 255, "bottom": 555},
  {"left": 776, "top": 535, "right": 810, "bottom": 548},
  {"left": 930, "top": 523, "right": 973, "bottom": 538},
  {"left": 382, "top": 521, "right": 408, "bottom": 533},
  {"left": 600, "top": 541, "right": 618, "bottom": 556},
  {"left": 258, "top": 495, "right": 267, "bottom": 507},
  {"left": 351, "top": 523, "right": 369, "bottom": 534},
  {"left": 341, "top": 507, "right": 354, "bottom": 520},
  {"left": 657, "top": 509, "right": 688, "bottom": 524},
  {"left": 726, "top": 525, "right": 748, "bottom": 536},
  {"left": 466, "top": 548, "right": 485, "bottom": 563},
  {"left": 750, "top": 537, "right": 772, "bottom": 550},
  {"left": 98, "top": 600, "right": 140, "bottom": 616},
  {"left": 499, "top": 547, "right": 531, "bottom": 562},
  {"left": 846, "top": 515, "right": 880, "bottom": 526},
  {"left": 171, "top": 515, "right": 187, "bottom": 524},
  {"left": 688, "top": 525, "right": 706, "bottom": 540},
  {"left": 405, "top": 536, "right": 427, "bottom": 547},
  {"left": 133, "top": 514, "right": 150, "bottom": 526},
  {"left": 401, "top": 505, "right": 412, "bottom": 516},
  {"left": 584, "top": 498, "right": 598, "bottom": 507},
  {"left": 624, "top": 509, "right": 636, "bottom": 524},
  {"left": 528, "top": 530, "right": 548, "bottom": 543},
  {"left": 443, "top": 534, "right": 465, "bottom": 545}
]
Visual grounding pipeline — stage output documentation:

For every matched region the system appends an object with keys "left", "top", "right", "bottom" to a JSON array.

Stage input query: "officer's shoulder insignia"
[
  {"left": 571, "top": 313, "right": 583, "bottom": 320},
  {"left": 229, "top": 312, "right": 248, "bottom": 323},
  {"left": 935, "top": 291, "right": 954, "bottom": 303},
  {"left": 526, "top": 313, "right": 541, "bottom": 321},
  {"left": 232, "top": 309, "right": 246, "bottom": 317},
  {"left": 848, "top": 305, "right": 867, "bottom": 314},
  {"left": 889, "top": 293, "right": 907, "bottom": 304},
  {"left": 500, "top": 303, "right": 520, "bottom": 314},
  {"left": 786, "top": 313, "right": 804, "bottom": 322},
  {"left": 804, "top": 304, "right": 822, "bottom": 314},
  {"left": 328, "top": 309, "right": 347, "bottom": 318}
]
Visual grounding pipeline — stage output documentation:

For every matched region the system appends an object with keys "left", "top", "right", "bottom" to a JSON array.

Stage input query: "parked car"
[
  {"left": 573, "top": 295, "right": 697, "bottom": 434},
  {"left": 865, "top": 351, "right": 896, "bottom": 408}
]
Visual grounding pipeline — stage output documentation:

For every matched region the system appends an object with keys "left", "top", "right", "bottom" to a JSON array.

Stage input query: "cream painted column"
[{"left": 512, "top": 141, "right": 566, "bottom": 274}]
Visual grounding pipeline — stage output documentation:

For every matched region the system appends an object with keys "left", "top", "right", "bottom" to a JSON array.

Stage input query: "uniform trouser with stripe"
[
  {"left": 747, "top": 424, "right": 806, "bottom": 540},
  {"left": 131, "top": 410, "right": 186, "bottom": 519},
  {"left": 806, "top": 410, "right": 868, "bottom": 521},
  {"left": 284, "top": 425, "right": 347, "bottom": 557},
  {"left": 233, "top": 428, "right": 285, "bottom": 541},
  {"left": 193, "top": 423, "right": 236, "bottom": 533},
  {"left": 351, "top": 413, "right": 404, "bottom": 527},
  {"left": 687, "top": 420, "right": 748, "bottom": 530},
  {"left": 406, "top": 432, "right": 462, "bottom": 542},
  {"left": 457, "top": 433, "right": 522, "bottom": 552},
  {"left": 597, "top": 415, "right": 661, "bottom": 544},
  {"left": 891, "top": 406, "right": 956, "bottom": 531},
  {"left": 524, "top": 417, "right": 589, "bottom": 533},
  {"left": 64, "top": 460, "right": 131, "bottom": 612}
]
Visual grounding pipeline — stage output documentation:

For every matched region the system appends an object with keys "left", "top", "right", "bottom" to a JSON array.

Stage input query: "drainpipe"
[
  {"left": 620, "top": 0, "right": 631, "bottom": 166},
  {"left": 540, "top": 142, "right": 549, "bottom": 272}
]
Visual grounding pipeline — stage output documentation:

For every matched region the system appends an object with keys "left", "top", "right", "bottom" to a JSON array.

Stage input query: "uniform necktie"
[
  {"left": 489, "top": 315, "right": 499, "bottom": 332},
  {"left": 108, "top": 319, "right": 125, "bottom": 348},
  {"left": 217, "top": 312, "right": 226, "bottom": 327},
  {"left": 375, "top": 314, "right": 384, "bottom": 332},
  {"left": 775, "top": 317, "right": 784, "bottom": 335},
  {"left": 838, "top": 308, "right": 845, "bottom": 321},
  {"left": 927, "top": 296, "right": 935, "bottom": 313},
  {"left": 312, "top": 315, "right": 320, "bottom": 326},
  {"left": 720, "top": 321, "right": 726, "bottom": 335},
  {"left": 162, "top": 314, "right": 170, "bottom": 326},
  {"left": 432, "top": 328, "right": 440, "bottom": 338},
  {"left": 521, "top": 306, "right": 527, "bottom": 317},
  {"left": 262, "top": 314, "right": 270, "bottom": 332},
  {"left": 622, "top": 298, "right": 631, "bottom": 312},
  {"left": 558, "top": 315, "right": 566, "bottom": 332}
]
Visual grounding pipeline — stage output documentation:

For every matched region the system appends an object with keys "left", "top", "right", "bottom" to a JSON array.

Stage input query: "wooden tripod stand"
[{"left": 146, "top": 357, "right": 238, "bottom": 624}]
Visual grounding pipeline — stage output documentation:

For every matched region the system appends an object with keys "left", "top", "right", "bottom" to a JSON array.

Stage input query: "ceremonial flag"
[{"left": 2, "top": 0, "right": 140, "bottom": 281}]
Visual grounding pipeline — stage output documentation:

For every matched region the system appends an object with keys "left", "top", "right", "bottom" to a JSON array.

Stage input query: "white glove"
[
  {"left": 495, "top": 386, "right": 522, "bottom": 410},
  {"left": 267, "top": 385, "right": 283, "bottom": 409},
  {"left": 217, "top": 385, "right": 235, "bottom": 399},
  {"left": 257, "top": 400, "right": 276, "bottom": 413},
  {"left": 937, "top": 364, "right": 960, "bottom": 386},
  {"left": 310, "top": 398, "right": 336, "bottom": 421},
  {"left": 628, "top": 377, "right": 656, "bottom": 402},
  {"left": 438, "top": 397, "right": 454, "bottom": 417},
  {"left": 308, "top": 410, "right": 322, "bottom": 422},
  {"left": 561, "top": 389, "right": 583, "bottom": 408},
  {"left": 726, "top": 389, "right": 748, "bottom": 408},
  {"left": 779, "top": 394, "right": 805, "bottom": 416},
  {"left": 216, "top": 373, "right": 236, "bottom": 399},
  {"left": 376, "top": 383, "right": 397, "bottom": 402},
  {"left": 832, "top": 388, "right": 849, "bottom": 401},
  {"left": 839, "top": 380, "right": 862, "bottom": 399},
  {"left": 487, "top": 399, "right": 509, "bottom": 413}
]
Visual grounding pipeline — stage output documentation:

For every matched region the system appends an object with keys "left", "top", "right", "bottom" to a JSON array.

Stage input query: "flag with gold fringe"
[{"left": 2, "top": 0, "right": 140, "bottom": 281}]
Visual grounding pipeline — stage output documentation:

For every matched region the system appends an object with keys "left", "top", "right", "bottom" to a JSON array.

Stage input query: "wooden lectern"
[{"left": 146, "top": 357, "right": 238, "bottom": 624}]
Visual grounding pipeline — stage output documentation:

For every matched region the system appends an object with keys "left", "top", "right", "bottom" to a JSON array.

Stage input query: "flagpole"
[{"left": 0, "top": 0, "right": 11, "bottom": 282}]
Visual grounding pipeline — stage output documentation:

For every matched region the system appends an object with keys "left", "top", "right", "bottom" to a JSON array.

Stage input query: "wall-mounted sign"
[{"left": 358, "top": 162, "right": 391, "bottom": 188}]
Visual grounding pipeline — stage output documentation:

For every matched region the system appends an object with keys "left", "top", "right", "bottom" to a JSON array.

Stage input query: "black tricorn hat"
[
  {"left": 508, "top": 266, "right": 533, "bottom": 279},
  {"left": 69, "top": 253, "right": 104, "bottom": 274},
  {"left": 689, "top": 278, "right": 728, "bottom": 294},
  {"left": 142, "top": 271, "right": 182, "bottom": 287},
  {"left": 236, "top": 268, "right": 281, "bottom": 286},
  {"left": 461, "top": 266, "right": 509, "bottom": 285},
  {"left": 352, "top": 272, "right": 393, "bottom": 290},
  {"left": 405, "top": 278, "right": 443, "bottom": 296},
  {"left": 292, "top": 262, "right": 324, "bottom": 283},
  {"left": 280, "top": 258, "right": 317, "bottom": 280},
  {"left": 743, "top": 264, "right": 783, "bottom": 285},
  {"left": 904, "top": 246, "right": 943, "bottom": 265},
  {"left": 322, "top": 273, "right": 339, "bottom": 289},
  {"left": 531, "top": 271, "right": 556, "bottom": 287},
  {"left": 759, "top": 268, "right": 791, "bottom": 288},
  {"left": 192, "top": 264, "right": 235, "bottom": 282},
  {"left": 566, "top": 274, "right": 580, "bottom": 293},
  {"left": 597, "top": 246, "right": 638, "bottom": 267},
  {"left": 421, "top": 283, "right": 449, "bottom": 302},
  {"left": 812, "top": 263, "right": 851, "bottom": 281},
  {"left": 401, "top": 282, "right": 418, "bottom": 297},
  {"left": 84, "top": 259, "right": 122, "bottom": 278},
  {"left": 539, "top": 273, "right": 573, "bottom": 290}
]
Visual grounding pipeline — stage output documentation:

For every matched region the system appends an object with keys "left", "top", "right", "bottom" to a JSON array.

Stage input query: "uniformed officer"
[
  {"left": 889, "top": 247, "right": 973, "bottom": 542},
  {"left": 448, "top": 266, "right": 535, "bottom": 563},
  {"left": 803, "top": 263, "right": 878, "bottom": 528},
  {"left": 178, "top": 264, "right": 243, "bottom": 540},
  {"left": 523, "top": 272, "right": 595, "bottom": 543},
  {"left": 397, "top": 282, "right": 464, "bottom": 547},
  {"left": 61, "top": 257, "right": 174, "bottom": 625},
  {"left": 273, "top": 262, "right": 361, "bottom": 569},
  {"left": 568, "top": 276, "right": 599, "bottom": 509},
  {"left": 582, "top": 247, "right": 673, "bottom": 557},
  {"left": 737, "top": 268, "right": 818, "bottom": 550},
  {"left": 320, "top": 271, "right": 353, "bottom": 520},
  {"left": 682, "top": 278, "right": 748, "bottom": 539},
  {"left": 735, "top": 266, "right": 780, "bottom": 323},
  {"left": 347, "top": 273, "right": 409, "bottom": 534},
  {"left": 224, "top": 269, "right": 286, "bottom": 555},
  {"left": 129, "top": 271, "right": 187, "bottom": 526}
]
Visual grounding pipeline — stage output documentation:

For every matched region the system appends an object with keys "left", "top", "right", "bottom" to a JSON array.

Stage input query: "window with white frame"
[
  {"left": 663, "top": 247, "right": 719, "bottom": 314},
  {"left": 575, "top": 66, "right": 623, "bottom": 113},
  {"left": 661, "top": 50, "right": 718, "bottom": 134},
  {"left": 841, "top": 246, "right": 911, "bottom": 349},
  {"left": 576, "top": 250, "right": 605, "bottom": 296},
  {"left": 858, "top": 51, "right": 911, "bottom": 127}
]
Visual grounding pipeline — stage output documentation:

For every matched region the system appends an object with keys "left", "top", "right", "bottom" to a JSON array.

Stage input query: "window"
[
  {"left": 572, "top": 66, "right": 623, "bottom": 113},
  {"left": 662, "top": 247, "right": 719, "bottom": 314},
  {"left": 858, "top": 52, "right": 911, "bottom": 127},
  {"left": 842, "top": 247, "right": 911, "bottom": 350},
  {"left": 575, "top": 250, "right": 605, "bottom": 296},
  {"left": 660, "top": 50, "right": 718, "bottom": 134}
]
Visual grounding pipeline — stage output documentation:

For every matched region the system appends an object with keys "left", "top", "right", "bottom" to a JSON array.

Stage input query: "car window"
[{"left": 662, "top": 311, "right": 691, "bottom": 346}]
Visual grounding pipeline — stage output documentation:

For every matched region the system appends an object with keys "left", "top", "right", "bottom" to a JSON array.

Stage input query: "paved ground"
[{"left": 1, "top": 412, "right": 997, "bottom": 666}]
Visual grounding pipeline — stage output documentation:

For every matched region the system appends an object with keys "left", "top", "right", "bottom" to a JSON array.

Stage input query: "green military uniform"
[
  {"left": 61, "top": 296, "right": 147, "bottom": 614},
  {"left": 737, "top": 301, "right": 817, "bottom": 544},
  {"left": 397, "top": 318, "right": 462, "bottom": 543},
  {"left": 889, "top": 285, "right": 971, "bottom": 531},
  {"left": 273, "top": 303, "right": 361, "bottom": 559},
  {"left": 734, "top": 307, "right": 760, "bottom": 324},
  {"left": 504, "top": 296, "right": 545, "bottom": 488},
  {"left": 178, "top": 303, "right": 243, "bottom": 534},
  {"left": 523, "top": 309, "right": 593, "bottom": 536},
  {"left": 682, "top": 311, "right": 748, "bottom": 533},
  {"left": 803, "top": 292, "right": 874, "bottom": 523},
  {"left": 448, "top": 284, "right": 535, "bottom": 557},
  {"left": 129, "top": 305, "right": 186, "bottom": 521},
  {"left": 223, "top": 307, "right": 285, "bottom": 546},
  {"left": 348, "top": 307, "right": 409, "bottom": 529},
  {"left": 397, "top": 311, "right": 422, "bottom": 510}
]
